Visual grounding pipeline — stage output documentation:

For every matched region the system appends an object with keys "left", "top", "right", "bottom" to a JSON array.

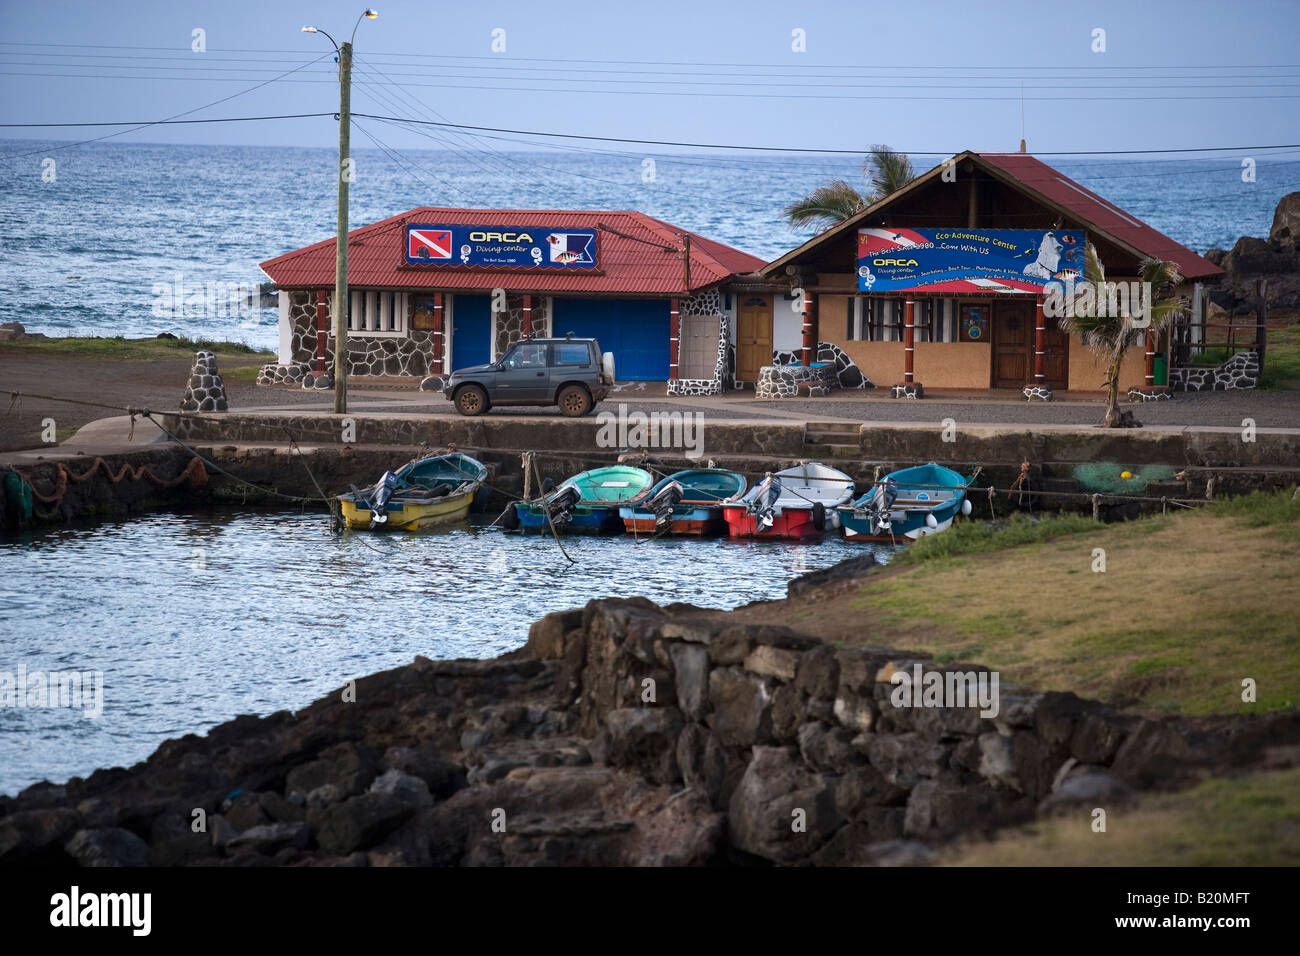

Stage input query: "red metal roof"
[
  {"left": 260, "top": 208, "right": 765, "bottom": 295},
  {"left": 978, "top": 152, "right": 1223, "bottom": 279}
]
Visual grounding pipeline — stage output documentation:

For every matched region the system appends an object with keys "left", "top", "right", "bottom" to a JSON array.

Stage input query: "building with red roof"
[
  {"left": 259, "top": 208, "right": 767, "bottom": 390},
  {"left": 760, "top": 150, "right": 1224, "bottom": 398}
]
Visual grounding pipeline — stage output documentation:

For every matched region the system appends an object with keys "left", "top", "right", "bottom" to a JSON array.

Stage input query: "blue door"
[
  {"left": 451, "top": 295, "right": 491, "bottom": 371},
  {"left": 552, "top": 297, "right": 670, "bottom": 381}
]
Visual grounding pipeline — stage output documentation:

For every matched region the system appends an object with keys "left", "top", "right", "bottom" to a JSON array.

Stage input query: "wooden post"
[
  {"left": 1256, "top": 278, "right": 1268, "bottom": 368},
  {"left": 522, "top": 294, "right": 533, "bottom": 338},
  {"left": 315, "top": 290, "right": 328, "bottom": 374},
  {"left": 1034, "top": 295, "right": 1046, "bottom": 386},
  {"left": 1144, "top": 328, "right": 1156, "bottom": 386},
  {"left": 432, "top": 293, "right": 444, "bottom": 373},
  {"left": 669, "top": 298, "right": 680, "bottom": 381},
  {"left": 801, "top": 293, "right": 813, "bottom": 367},
  {"left": 904, "top": 298, "right": 916, "bottom": 383},
  {"left": 810, "top": 294, "right": 819, "bottom": 360}
]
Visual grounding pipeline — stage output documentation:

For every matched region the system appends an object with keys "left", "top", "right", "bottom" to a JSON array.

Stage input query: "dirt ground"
[{"left": 0, "top": 349, "right": 327, "bottom": 451}]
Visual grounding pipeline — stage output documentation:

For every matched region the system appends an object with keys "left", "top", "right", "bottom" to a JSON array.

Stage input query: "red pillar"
[
  {"left": 669, "top": 298, "right": 680, "bottom": 380},
  {"left": 522, "top": 294, "right": 533, "bottom": 338},
  {"left": 801, "top": 293, "right": 813, "bottom": 367},
  {"left": 1145, "top": 328, "right": 1156, "bottom": 386},
  {"left": 315, "top": 290, "right": 328, "bottom": 373},
  {"left": 903, "top": 298, "right": 915, "bottom": 383},
  {"left": 432, "top": 293, "right": 444, "bottom": 372},
  {"left": 1034, "top": 295, "right": 1046, "bottom": 387}
]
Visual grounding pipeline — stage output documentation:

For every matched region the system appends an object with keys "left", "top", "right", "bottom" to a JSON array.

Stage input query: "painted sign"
[
  {"left": 857, "top": 228, "right": 1086, "bottom": 294},
  {"left": 405, "top": 224, "right": 598, "bottom": 269}
]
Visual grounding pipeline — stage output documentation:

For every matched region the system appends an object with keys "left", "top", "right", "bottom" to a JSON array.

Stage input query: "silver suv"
[{"left": 443, "top": 335, "right": 613, "bottom": 417}]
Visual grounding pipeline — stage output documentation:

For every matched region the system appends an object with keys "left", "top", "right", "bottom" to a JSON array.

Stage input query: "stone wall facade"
[
  {"left": 1170, "top": 350, "right": 1260, "bottom": 391},
  {"left": 773, "top": 342, "right": 874, "bottom": 389},
  {"left": 756, "top": 363, "right": 838, "bottom": 399},
  {"left": 668, "top": 290, "right": 728, "bottom": 397}
]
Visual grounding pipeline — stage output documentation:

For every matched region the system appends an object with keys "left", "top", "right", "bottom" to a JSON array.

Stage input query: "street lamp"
[{"left": 302, "top": 9, "right": 378, "bottom": 414}]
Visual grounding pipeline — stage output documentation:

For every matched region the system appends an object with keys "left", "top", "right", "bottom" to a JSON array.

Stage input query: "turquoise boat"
[
  {"left": 837, "top": 462, "right": 974, "bottom": 542},
  {"left": 619, "top": 468, "right": 748, "bottom": 536},
  {"left": 507, "top": 465, "right": 654, "bottom": 533}
]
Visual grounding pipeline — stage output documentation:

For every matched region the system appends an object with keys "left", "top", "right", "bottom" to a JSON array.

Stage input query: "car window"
[
  {"left": 551, "top": 342, "right": 592, "bottom": 366},
  {"left": 503, "top": 342, "right": 548, "bottom": 369}
]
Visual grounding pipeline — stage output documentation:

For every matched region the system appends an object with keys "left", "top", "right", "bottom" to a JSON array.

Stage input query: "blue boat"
[
  {"left": 837, "top": 462, "right": 974, "bottom": 542},
  {"left": 507, "top": 465, "right": 654, "bottom": 534},
  {"left": 618, "top": 468, "right": 748, "bottom": 536}
]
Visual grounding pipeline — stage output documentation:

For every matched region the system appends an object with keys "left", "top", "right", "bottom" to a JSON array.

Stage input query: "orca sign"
[
  {"left": 857, "top": 228, "right": 1086, "bottom": 294},
  {"left": 405, "top": 224, "right": 598, "bottom": 269}
]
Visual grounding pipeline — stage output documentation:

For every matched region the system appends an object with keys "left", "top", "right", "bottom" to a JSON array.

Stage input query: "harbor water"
[{"left": 0, "top": 509, "right": 890, "bottom": 795}]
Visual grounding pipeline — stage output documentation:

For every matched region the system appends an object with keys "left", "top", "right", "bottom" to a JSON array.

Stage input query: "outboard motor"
[
  {"left": 368, "top": 470, "right": 403, "bottom": 526},
  {"left": 647, "top": 480, "right": 685, "bottom": 530},
  {"left": 871, "top": 476, "right": 899, "bottom": 536},
  {"left": 747, "top": 474, "right": 782, "bottom": 531},
  {"left": 545, "top": 483, "right": 582, "bottom": 529}
]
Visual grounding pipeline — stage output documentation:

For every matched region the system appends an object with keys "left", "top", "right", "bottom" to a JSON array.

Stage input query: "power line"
[
  {"left": 0, "top": 53, "right": 331, "bottom": 161},
  {"left": 0, "top": 113, "right": 334, "bottom": 128}
]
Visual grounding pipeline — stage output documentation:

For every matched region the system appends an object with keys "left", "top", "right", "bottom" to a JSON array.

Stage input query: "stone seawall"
[{"left": 2, "top": 592, "right": 1295, "bottom": 866}]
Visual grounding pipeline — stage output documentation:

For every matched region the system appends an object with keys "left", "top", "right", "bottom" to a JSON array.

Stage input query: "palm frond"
[
  {"left": 863, "top": 145, "right": 917, "bottom": 201},
  {"left": 783, "top": 180, "right": 870, "bottom": 229}
]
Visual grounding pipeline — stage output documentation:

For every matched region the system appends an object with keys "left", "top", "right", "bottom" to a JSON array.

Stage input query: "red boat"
[{"left": 721, "top": 462, "right": 856, "bottom": 541}]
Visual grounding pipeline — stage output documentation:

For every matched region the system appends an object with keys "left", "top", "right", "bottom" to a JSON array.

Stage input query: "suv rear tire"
[
  {"left": 455, "top": 385, "right": 489, "bottom": 416},
  {"left": 557, "top": 385, "right": 592, "bottom": 417}
]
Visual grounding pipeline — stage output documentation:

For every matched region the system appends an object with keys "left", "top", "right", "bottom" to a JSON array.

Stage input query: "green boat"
[{"left": 507, "top": 464, "right": 654, "bottom": 533}]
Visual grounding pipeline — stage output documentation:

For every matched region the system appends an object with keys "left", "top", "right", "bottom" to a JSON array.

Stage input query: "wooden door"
[
  {"left": 736, "top": 295, "right": 773, "bottom": 383},
  {"left": 993, "top": 300, "right": 1032, "bottom": 387},
  {"left": 679, "top": 314, "right": 717, "bottom": 380},
  {"left": 1042, "top": 315, "right": 1070, "bottom": 390}
]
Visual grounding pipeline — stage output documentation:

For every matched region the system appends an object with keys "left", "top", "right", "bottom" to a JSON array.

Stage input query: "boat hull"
[
  {"left": 722, "top": 505, "right": 823, "bottom": 540},
  {"left": 514, "top": 503, "right": 624, "bottom": 534},
  {"left": 620, "top": 505, "right": 726, "bottom": 536},
  {"left": 840, "top": 509, "right": 956, "bottom": 542},
  {"left": 340, "top": 489, "right": 475, "bottom": 531}
]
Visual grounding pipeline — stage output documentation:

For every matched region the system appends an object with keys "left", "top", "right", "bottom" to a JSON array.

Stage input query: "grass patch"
[
  {"left": 1259, "top": 322, "right": 1300, "bottom": 390},
  {"left": 221, "top": 364, "right": 262, "bottom": 384},
  {"left": 942, "top": 767, "right": 1300, "bottom": 866},
  {"left": 891, "top": 512, "right": 1103, "bottom": 567},
  {"left": 851, "top": 488, "right": 1300, "bottom": 715},
  {"left": 4, "top": 335, "right": 272, "bottom": 362}
]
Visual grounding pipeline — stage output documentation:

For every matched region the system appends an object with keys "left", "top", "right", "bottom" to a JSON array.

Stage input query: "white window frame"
[{"left": 341, "top": 290, "right": 408, "bottom": 337}]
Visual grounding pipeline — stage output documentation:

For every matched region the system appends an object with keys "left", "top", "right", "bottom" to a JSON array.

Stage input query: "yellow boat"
[{"left": 338, "top": 452, "right": 488, "bottom": 531}]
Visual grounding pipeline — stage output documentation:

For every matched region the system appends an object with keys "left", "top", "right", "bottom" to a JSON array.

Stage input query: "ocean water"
[
  {"left": 0, "top": 510, "right": 887, "bottom": 795},
  {"left": 0, "top": 140, "right": 1296, "bottom": 350}
]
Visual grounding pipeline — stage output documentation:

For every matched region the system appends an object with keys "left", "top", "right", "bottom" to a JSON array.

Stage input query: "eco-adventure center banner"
[{"left": 857, "top": 227, "right": 1087, "bottom": 295}]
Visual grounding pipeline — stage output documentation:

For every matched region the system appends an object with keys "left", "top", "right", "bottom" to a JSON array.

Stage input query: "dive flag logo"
[
  {"left": 408, "top": 227, "right": 452, "bottom": 260},
  {"left": 546, "top": 232, "right": 594, "bottom": 265}
]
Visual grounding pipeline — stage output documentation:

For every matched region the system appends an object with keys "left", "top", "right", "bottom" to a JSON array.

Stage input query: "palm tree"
[
  {"left": 784, "top": 145, "right": 917, "bottom": 230},
  {"left": 1061, "top": 244, "right": 1186, "bottom": 427}
]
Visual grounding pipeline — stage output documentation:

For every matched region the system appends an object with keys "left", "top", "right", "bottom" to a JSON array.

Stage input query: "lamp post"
[{"left": 303, "top": 9, "right": 377, "bottom": 415}]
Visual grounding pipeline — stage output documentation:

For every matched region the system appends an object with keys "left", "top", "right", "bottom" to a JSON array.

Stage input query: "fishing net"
[{"left": 1072, "top": 462, "right": 1176, "bottom": 495}]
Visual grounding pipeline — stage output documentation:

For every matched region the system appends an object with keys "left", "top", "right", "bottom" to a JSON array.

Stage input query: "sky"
[{"left": 1, "top": 0, "right": 1298, "bottom": 157}]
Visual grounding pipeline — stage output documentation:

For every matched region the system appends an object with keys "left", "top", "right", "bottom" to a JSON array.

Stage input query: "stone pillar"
[
  {"left": 432, "top": 293, "right": 445, "bottom": 373},
  {"left": 522, "top": 294, "right": 533, "bottom": 338},
  {"left": 669, "top": 298, "right": 680, "bottom": 381},
  {"left": 315, "top": 291, "right": 328, "bottom": 374}
]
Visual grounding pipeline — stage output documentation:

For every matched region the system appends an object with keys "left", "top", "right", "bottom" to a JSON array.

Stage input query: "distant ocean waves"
[{"left": 0, "top": 140, "right": 1293, "bottom": 349}]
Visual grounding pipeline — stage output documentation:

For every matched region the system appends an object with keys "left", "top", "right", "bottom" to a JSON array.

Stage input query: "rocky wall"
[{"left": 3, "top": 593, "right": 1295, "bottom": 867}]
